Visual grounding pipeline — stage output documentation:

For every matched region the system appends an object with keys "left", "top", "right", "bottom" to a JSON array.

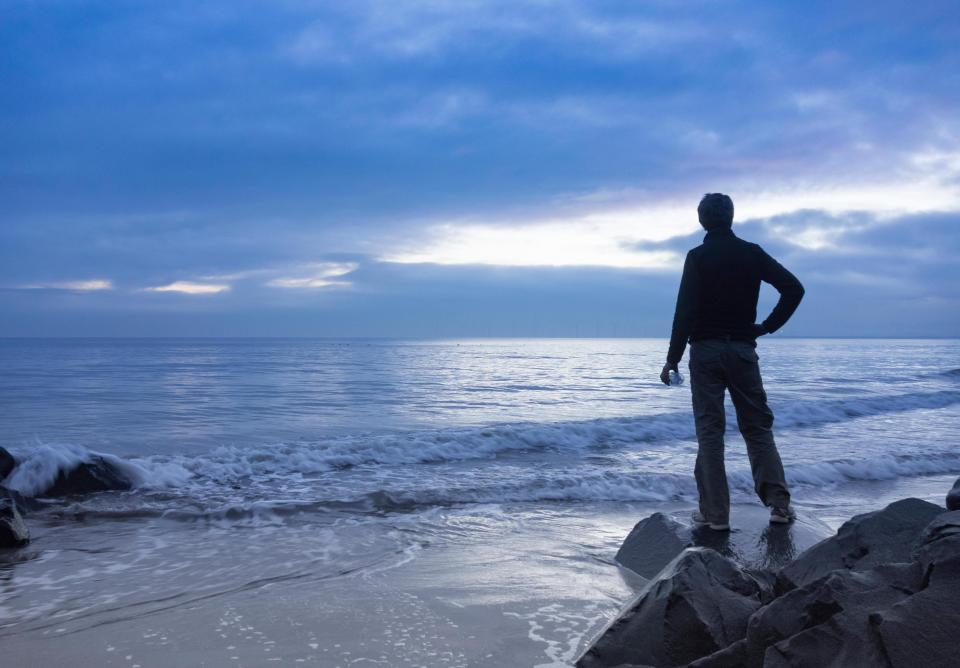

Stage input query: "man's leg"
[
  {"left": 689, "top": 341, "right": 730, "bottom": 524},
  {"left": 725, "top": 343, "right": 791, "bottom": 509}
]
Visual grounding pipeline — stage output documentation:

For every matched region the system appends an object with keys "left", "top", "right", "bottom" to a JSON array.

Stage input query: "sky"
[{"left": 1, "top": 0, "right": 959, "bottom": 337}]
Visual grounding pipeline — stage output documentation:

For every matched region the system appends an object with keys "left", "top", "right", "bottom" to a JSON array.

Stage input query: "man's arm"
[
  {"left": 662, "top": 251, "right": 699, "bottom": 383},
  {"left": 757, "top": 248, "right": 804, "bottom": 334}
]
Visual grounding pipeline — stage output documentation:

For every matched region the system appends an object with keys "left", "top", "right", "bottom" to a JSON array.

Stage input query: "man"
[{"left": 661, "top": 193, "right": 804, "bottom": 531}]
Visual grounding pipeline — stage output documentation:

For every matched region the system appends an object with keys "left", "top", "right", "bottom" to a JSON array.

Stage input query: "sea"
[{"left": 1, "top": 337, "right": 958, "bottom": 667}]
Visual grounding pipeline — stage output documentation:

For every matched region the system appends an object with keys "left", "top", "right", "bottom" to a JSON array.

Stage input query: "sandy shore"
[{"left": 2, "top": 474, "right": 955, "bottom": 668}]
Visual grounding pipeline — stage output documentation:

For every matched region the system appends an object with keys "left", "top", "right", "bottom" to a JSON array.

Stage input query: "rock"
[
  {"left": 0, "top": 485, "right": 40, "bottom": 512},
  {"left": 615, "top": 513, "right": 689, "bottom": 579},
  {"left": 0, "top": 446, "right": 15, "bottom": 481},
  {"left": 911, "top": 510, "right": 960, "bottom": 572},
  {"left": 947, "top": 477, "right": 960, "bottom": 511},
  {"left": 577, "top": 548, "right": 767, "bottom": 668},
  {"left": 869, "top": 555, "right": 960, "bottom": 668},
  {"left": 0, "top": 497, "right": 30, "bottom": 548},
  {"left": 615, "top": 506, "right": 833, "bottom": 580},
  {"left": 685, "top": 638, "right": 747, "bottom": 667},
  {"left": 745, "top": 562, "right": 923, "bottom": 668},
  {"left": 39, "top": 456, "right": 134, "bottom": 497},
  {"left": 778, "top": 498, "right": 943, "bottom": 591}
]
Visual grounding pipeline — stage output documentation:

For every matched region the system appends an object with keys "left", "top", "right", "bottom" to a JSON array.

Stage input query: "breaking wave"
[{"left": 3, "top": 389, "right": 958, "bottom": 497}]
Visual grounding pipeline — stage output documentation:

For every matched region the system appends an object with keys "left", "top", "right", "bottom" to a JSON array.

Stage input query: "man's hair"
[{"left": 698, "top": 193, "right": 734, "bottom": 230}]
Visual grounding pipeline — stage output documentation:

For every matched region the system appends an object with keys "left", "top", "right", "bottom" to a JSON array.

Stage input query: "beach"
[{"left": 1, "top": 338, "right": 958, "bottom": 666}]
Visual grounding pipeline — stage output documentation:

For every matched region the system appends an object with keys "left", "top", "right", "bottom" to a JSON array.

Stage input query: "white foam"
[
  {"left": 354, "top": 450, "right": 960, "bottom": 506},
  {"left": 4, "top": 388, "right": 957, "bottom": 503},
  {"left": 3, "top": 443, "right": 148, "bottom": 497},
  {"left": 133, "top": 388, "right": 960, "bottom": 481}
]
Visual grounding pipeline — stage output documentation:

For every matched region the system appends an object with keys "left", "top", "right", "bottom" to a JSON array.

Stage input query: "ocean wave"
[
  {"left": 29, "top": 449, "right": 959, "bottom": 523},
  {"left": 144, "top": 388, "right": 960, "bottom": 480},
  {"left": 4, "top": 389, "right": 958, "bottom": 493},
  {"left": 1, "top": 443, "right": 195, "bottom": 498},
  {"left": 362, "top": 450, "right": 960, "bottom": 506}
]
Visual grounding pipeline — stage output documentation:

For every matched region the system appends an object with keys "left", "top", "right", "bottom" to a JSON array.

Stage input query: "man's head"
[{"left": 698, "top": 193, "right": 734, "bottom": 230}]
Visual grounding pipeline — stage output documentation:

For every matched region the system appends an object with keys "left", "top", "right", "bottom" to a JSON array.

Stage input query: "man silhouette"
[{"left": 661, "top": 193, "right": 804, "bottom": 530}]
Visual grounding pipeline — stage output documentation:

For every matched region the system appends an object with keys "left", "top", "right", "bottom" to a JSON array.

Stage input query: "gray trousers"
[{"left": 689, "top": 339, "right": 790, "bottom": 523}]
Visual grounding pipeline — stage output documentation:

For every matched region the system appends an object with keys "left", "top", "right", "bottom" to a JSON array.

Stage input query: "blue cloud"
[{"left": 1, "top": 1, "right": 958, "bottom": 335}]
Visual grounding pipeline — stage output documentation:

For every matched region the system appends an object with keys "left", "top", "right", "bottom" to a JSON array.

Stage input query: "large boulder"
[
  {"left": 911, "top": 510, "right": 960, "bottom": 572},
  {"left": 869, "top": 556, "right": 960, "bottom": 668},
  {"left": 615, "top": 506, "right": 832, "bottom": 580},
  {"left": 0, "top": 446, "right": 15, "bottom": 481},
  {"left": 0, "top": 497, "right": 30, "bottom": 548},
  {"left": 745, "top": 562, "right": 923, "bottom": 667},
  {"left": 4, "top": 446, "right": 138, "bottom": 499},
  {"left": 685, "top": 638, "right": 747, "bottom": 667},
  {"left": 39, "top": 455, "right": 135, "bottom": 497},
  {"left": 577, "top": 548, "right": 768, "bottom": 668},
  {"left": 947, "top": 477, "right": 960, "bottom": 511},
  {"left": 778, "top": 498, "right": 943, "bottom": 591}
]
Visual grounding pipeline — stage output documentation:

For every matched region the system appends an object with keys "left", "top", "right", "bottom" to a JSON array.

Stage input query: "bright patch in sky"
[
  {"left": 384, "top": 174, "right": 960, "bottom": 267},
  {"left": 19, "top": 279, "right": 114, "bottom": 291},
  {"left": 267, "top": 262, "right": 358, "bottom": 289},
  {"left": 143, "top": 281, "right": 230, "bottom": 295}
]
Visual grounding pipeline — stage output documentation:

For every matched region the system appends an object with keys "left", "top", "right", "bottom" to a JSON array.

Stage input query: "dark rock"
[
  {"left": 0, "top": 497, "right": 29, "bottom": 548},
  {"left": 0, "top": 446, "right": 15, "bottom": 481},
  {"left": 615, "top": 505, "right": 833, "bottom": 580},
  {"left": 947, "top": 477, "right": 960, "bottom": 511},
  {"left": 778, "top": 498, "right": 943, "bottom": 591},
  {"left": 0, "top": 485, "right": 40, "bottom": 512},
  {"left": 615, "top": 513, "right": 689, "bottom": 579},
  {"left": 577, "top": 548, "right": 767, "bottom": 668},
  {"left": 911, "top": 509, "right": 960, "bottom": 572},
  {"left": 870, "top": 556, "right": 960, "bottom": 668},
  {"left": 746, "top": 562, "right": 923, "bottom": 667},
  {"left": 39, "top": 455, "right": 134, "bottom": 497},
  {"left": 685, "top": 638, "right": 747, "bottom": 667}
]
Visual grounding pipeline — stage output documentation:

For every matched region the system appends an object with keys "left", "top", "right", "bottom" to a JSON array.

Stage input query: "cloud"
[
  {"left": 1, "top": 1, "right": 959, "bottom": 335},
  {"left": 17, "top": 279, "right": 113, "bottom": 291},
  {"left": 634, "top": 208, "right": 960, "bottom": 300},
  {"left": 383, "top": 171, "right": 960, "bottom": 268},
  {"left": 143, "top": 281, "right": 230, "bottom": 295},
  {"left": 383, "top": 220, "right": 680, "bottom": 268},
  {"left": 267, "top": 262, "right": 358, "bottom": 288}
]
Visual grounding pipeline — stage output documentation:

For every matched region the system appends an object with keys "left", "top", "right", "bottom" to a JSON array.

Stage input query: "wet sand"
[{"left": 1, "top": 475, "right": 954, "bottom": 668}]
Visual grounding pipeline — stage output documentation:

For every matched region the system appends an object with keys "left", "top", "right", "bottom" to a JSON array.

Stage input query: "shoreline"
[{"left": 1, "top": 474, "right": 957, "bottom": 667}]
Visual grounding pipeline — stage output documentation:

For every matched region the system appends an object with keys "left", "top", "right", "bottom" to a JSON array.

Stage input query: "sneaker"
[
  {"left": 691, "top": 511, "right": 730, "bottom": 531},
  {"left": 770, "top": 506, "right": 796, "bottom": 524}
]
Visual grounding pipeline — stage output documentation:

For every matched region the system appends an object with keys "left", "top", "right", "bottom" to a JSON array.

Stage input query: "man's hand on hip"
[{"left": 660, "top": 363, "right": 677, "bottom": 386}]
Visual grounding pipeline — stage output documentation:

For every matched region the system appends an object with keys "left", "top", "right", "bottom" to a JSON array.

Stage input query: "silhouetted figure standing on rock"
[{"left": 661, "top": 193, "right": 805, "bottom": 531}]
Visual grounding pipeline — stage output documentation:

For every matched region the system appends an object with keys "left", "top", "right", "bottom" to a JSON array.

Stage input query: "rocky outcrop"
[
  {"left": 0, "top": 446, "right": 15, "bottom": 481},
  {"left": 579, "top": 492, "right": 960, "bottom": 668},
  {"left": 911, "top": 510, "right": 960, "bottom": 572},
  {"left": 0, "top": 447, "right": 135, "bottom": 547},
  {"left": 0, "top": 497, "right": 29, "bottom": 548},
  {"left": 869, "top": 557, "right": 960, "bottom": 668},
  {"left": 578, "top": 548, "right": 768, "bottom": 668},
  {"left": 777, "top": 498, "right": 943, "bottom": 591},
  {"left": 685, "top": 638, "right": 746, "bottom": 667},
  {"left": 947, "top": 477, "right": 960, "bottom": 511},
  {"left": 615, "top": 506, "right": 831, "bottom": 580},
  {"left": 743, "top": 562, "right": 923, "bottom": 667}
]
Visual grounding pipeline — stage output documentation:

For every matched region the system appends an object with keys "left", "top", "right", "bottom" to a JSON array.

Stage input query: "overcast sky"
[{"left": 2, "top": 0, "right": 958, "bottom": 337}]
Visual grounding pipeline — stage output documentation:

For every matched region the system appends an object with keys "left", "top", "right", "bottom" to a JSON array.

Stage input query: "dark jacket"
[{"left": 667, "top": 227, "right": 804, "bottom": 365}]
